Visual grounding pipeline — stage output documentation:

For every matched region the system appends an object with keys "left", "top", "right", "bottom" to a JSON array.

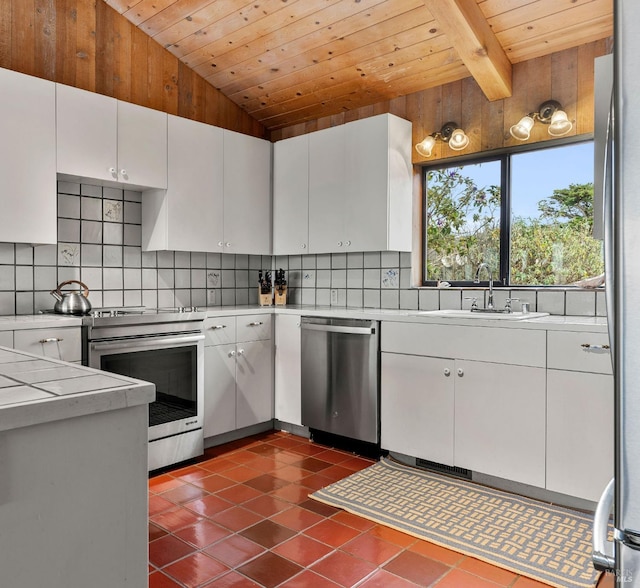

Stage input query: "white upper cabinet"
[
  {"left": 345, "top": 114, "right": 413, "bottom": 252},
  {"left": 306, "top": 114, "right": 412, "bottom": 254},
  {"left": 273, "top": 135, "right": 309, "bottom": 255},
  {"left": 116, "top": 101, "right": 168, "bottom": 189},
  {"left": 56, "top": 84, "right": 167, "bottom": 189},
  {"left": 223, "top": 130, "right": 272, "bottom": 255},
  {"left": 308, "top": 125, "right": 347, "bottom": 253},
  {"left": 142, "top": 115, "right": 224, "bottom": 252},
  {"left": 0, "top": 68, "right": 56, "bottom": 245}
]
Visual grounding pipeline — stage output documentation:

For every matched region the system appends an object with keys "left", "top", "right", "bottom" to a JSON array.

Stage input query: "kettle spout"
[{"left": 50, "top": 289, "right": 62, "bottom": 302}]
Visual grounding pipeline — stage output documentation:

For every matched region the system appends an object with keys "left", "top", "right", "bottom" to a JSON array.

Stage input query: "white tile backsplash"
[{"left": 0, "top": 179, "right": 608, "bottom": 317}]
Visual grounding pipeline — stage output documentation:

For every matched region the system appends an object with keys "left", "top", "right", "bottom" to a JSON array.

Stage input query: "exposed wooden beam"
[{"left": 423, "top": 0, "right": 512, "bottom": 101}]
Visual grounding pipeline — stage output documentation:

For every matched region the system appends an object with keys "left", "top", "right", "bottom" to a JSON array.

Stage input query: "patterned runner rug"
[{"left": 311, "top": 457, "right": 601, "bottom": 588}]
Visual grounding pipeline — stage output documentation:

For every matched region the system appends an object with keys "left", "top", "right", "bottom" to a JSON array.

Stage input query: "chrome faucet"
[{"left": 474, "top": 263, "right": 494, "bottom": 309}]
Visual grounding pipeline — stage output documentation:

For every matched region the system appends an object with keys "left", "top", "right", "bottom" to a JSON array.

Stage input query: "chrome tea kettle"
[{"left": 50, "top": 280, "right": 92, "bottom": 315}]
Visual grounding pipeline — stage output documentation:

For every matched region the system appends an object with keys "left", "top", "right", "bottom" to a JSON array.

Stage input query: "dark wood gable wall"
[{"left": 0, "top": 0, "right": 267, "bottom": 139}]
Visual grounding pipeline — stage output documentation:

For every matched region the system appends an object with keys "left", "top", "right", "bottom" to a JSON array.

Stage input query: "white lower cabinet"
[
  {"left": 203, "top": 315, "right": 273, "bottom": 438},
  {"left": 381, "top": 353, "right": 454, "bottom": 465},
  {"left": 274, "top": 314, "right": 302, "bottom": 426},
  {"left": 454, "top": 360, "right": 546, "bottom": 487},
  {"left": 381, "top": 321, "right": 547, "bottom": 489},
  {"left": 236, "top": 339, "right": 274, "bottom": 429},
  {"left": 546, "top": 370, "right": 613, "bottom": 501},
  {"left": 13, "top": 327, "right": 82, "bottom": 363},
  {"left": 545, "top": 330, "right": 614, "bottom": 502}
]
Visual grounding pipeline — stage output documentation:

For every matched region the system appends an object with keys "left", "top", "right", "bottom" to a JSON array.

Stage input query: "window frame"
[{"left": 420, "top": 137, "right": 595, "bottom": 288}]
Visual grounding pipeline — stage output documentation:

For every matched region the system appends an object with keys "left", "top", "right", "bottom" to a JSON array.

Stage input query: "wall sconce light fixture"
[
  {"left": 509, "top": 100, "right": 573, "bottom": 141},
  {"left": 415, "top": 122, "right": 470, "bottom": 157}
]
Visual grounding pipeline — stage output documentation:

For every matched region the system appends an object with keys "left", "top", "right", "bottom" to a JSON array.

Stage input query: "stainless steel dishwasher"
[{"left": 301, "top": 316, "right": 380, "bottom": 446}]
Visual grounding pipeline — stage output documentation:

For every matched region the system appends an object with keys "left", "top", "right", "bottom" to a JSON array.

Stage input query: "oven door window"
[{"left": 101, "top": 345, "right": 197, "bottom": 427}]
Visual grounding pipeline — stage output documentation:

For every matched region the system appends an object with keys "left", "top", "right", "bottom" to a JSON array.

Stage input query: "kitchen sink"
[{"left": 411, "top": 309, "right": 550, "bottom": 320}]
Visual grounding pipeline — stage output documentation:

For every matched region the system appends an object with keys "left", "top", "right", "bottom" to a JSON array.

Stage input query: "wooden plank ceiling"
[{"left": 103, "top": 0, "right": 613, "bottom": 131}]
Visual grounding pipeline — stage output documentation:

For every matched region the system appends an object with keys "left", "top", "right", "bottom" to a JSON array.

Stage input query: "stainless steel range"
[{"left": 82, "top": 307, "right": 206, "bottom": 471}]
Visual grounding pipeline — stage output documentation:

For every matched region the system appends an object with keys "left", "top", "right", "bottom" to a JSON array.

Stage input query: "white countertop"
[
  {"left": 202, "top": 305, "right": 609, "bottom": 332},
  {"left": 0, "top": 305, "right": 608, "bottom": 333},
  {"left": 0, "top": 346, "right": 155, "bottom": 433}
]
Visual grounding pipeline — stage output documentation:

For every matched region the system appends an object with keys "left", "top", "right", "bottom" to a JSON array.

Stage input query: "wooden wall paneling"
[
  {"left": 575, "top": 39, "right": 604, "bottom": 134},
  {"left": 419, "top": 85, "right": 444, "bottom": 163},
  {"left": 146, "top": 35, "right": 165, "bottom": 112},
  {"left": 54, "top": 0, "right": 74, "bottom": 87},
  {"left": 405, "top": 90, "right": 423, "bottom": 158},
  {"left": 388, "top": 95, "right": 406, "bottom": 118},
  {"left": 75, "top": 0, "right": 97, "bottom": 92},
  {"left": 11, "top": 0, "right": 36, "bottom": 75},
  {"left": 34, "top": 0, "right": 56, "bottom": 81},
  {"left": 461, "top": 77, "right": 483, "bottom": 154},
  {"left": 95, "top": 0, "right": 114, "bottom": 97},
  {"left": 113, "top": 4, "right": 133, "bottom": 102},
  {"left": 551, "top": 46, "right": 578, "bottom": 138},
  {"left": 162, "top": 48, "right": 179, "bottom": 116},
  {"left": 440, "top": 80, "right": 463, "bottom": 160},
  {"left": 0, "top": 0, "right": 10, "bottom": 68},
  {"left": 480, "top": 89, "right": 504, "bottom": 152},
  {"left": 130, "top": 25, "right": 149, "bottom": 107},
  {"left": 503, "top": 57, "right": 530, "bottom": 150},
  {"left": 525, "top": 55, "right": 553, "bottom": 145}
]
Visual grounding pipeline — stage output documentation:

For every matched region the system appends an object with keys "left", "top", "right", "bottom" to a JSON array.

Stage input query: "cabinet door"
[
  {"left": 236, "top": 340, "right": 274, "bottom": 429},
  {"left": 0, "top": 69, "right": 56, "bottom": 245},
  {"left": 274, "top": 314, "right": 301, "bottom": 426},
  {"left": 308, "top": 125, "right": 346, "bottom": 253},
  {"left": 273, "top": 135, "right": 309, "bottom": 255},
  {"left": 223, "top": 131, "right": 272, "bottom": 254},
  {"left": 455, "top": 360, "right": 546, "bottom": 487},
  {"left": 381, "top": 353, "right": 454, "bottom": 466},
  {"left": 117, "top": 101, "right": 167, "bottom": 189},
  {"left": 56, "top": 83, "right": 118, "bottom": 182},
  {"left": 547, "top": 370, "right": 613, "bottom": 501},
  {"left": 13, "top": 327, "right": 82, "bottom": 362},
  {"left": 203, "top": 344, "right": 237, "bottom": 438},
  {"left": 345, "top": 116, "right": 391, "bottom": 252},
  {"left": 165, "top": 115, "right": 223, "bottom": 251}
]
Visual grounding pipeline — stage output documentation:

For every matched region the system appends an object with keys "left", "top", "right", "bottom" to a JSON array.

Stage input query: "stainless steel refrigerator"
[{"left": 592, "top": 1, "right": 640, "bottom": 584}]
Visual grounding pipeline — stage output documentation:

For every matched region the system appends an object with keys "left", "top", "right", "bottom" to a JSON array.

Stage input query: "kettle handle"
[{"left": 55, "top": 280, "right": 90, "bottom": 297}]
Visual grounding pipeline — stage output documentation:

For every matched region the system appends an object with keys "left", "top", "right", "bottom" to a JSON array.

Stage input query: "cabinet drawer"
[
  {"left": 203, "top": 317, "right": 236, "bottom": 346},
  {"left": 547, "top": 330, "right": 612, "bottom": 374},
  {"left": 0, "top": 331, "right": 12, "bottom": 348},
  {"left": 237, "top": 315, "right": 272, "bottom": 342},
  {"left": 13, "top": 327, "right": 81, "bottom": 362},
  {"left": 382, "top": 321, "right": 545, "bottom": 367}
]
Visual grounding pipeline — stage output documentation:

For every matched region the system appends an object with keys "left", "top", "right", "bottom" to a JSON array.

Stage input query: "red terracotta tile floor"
[{"left": 149, "top": 431, "right": 613, "bottom": 588}]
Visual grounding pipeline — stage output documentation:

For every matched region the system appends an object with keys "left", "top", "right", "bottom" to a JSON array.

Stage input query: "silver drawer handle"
[
  {"left": 40, "top": 338, "right": 63, "bottom": 343},
  {"left": 581, "top": 343, "right": 611, "bottom": 350},
  {"left": 248, "top": 321, "right": 263, "bottom": 326},
  {"left": 210, "top": 325, "right": 227, "bottom": 330}
]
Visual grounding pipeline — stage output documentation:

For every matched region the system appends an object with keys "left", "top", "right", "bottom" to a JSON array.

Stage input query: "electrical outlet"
[{"left": 330, "top": 289, "right": 338, "bottom": 305}]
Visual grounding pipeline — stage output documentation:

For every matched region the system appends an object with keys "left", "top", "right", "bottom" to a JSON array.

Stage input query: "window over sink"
[{"left": 422, "top": 141, "right": 604, "bottom": 287}]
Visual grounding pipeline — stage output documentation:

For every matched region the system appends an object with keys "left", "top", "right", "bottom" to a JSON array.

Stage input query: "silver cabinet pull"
[
  {"left": 581, "top": 343, "right": 611, "bottom": 350},
  {"left": 238, "top": 348, "right": 245, "bottom": 355},
  {"left": 457, "top": 368, "right": 464, "bottom": 377},
  {"left": 248, "top": 321, "right": 263, "bottom": 326},
  {"left": 210, "top": 325, "right": 226, "bottom": 330},
  {"left": 228, "top": 350, "right": 236, "bottom": 357},
  {"left": 443, "top": 368, "right": 451, "bottom": 377},
  {"left": 40, "top": 337, "right": 63, "bottom": 343}
]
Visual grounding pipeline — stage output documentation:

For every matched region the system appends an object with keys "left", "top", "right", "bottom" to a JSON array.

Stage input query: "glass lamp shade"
[
  {"left": 415, "top": 135, "right": 436, "bottom": 157},
  {"left": 510, "top": 116, "right": 535, "bottom": 141},
  {"left": 548, "top": 109, "right": 573, "bottom": 136},
  {"left": 448, "top": 128, "right": 470, "bottom": 151}
]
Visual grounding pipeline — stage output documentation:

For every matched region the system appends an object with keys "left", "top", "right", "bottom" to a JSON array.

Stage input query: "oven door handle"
[{"left": 90, "top": 333, "right": 205, "bottom": 353}]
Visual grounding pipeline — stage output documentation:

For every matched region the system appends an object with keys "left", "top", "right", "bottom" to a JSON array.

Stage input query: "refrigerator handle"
[
  {"left": 593, "top": 477, "right": 616, "bottom": 572},
  {"left": 603, "top": 92, "right": 615, "bottom": 365}
]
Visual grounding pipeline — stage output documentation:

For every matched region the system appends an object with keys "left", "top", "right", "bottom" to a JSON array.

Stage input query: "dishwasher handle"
[{"left": 301, "top": 323, "right": 375, "bottom": 335}]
